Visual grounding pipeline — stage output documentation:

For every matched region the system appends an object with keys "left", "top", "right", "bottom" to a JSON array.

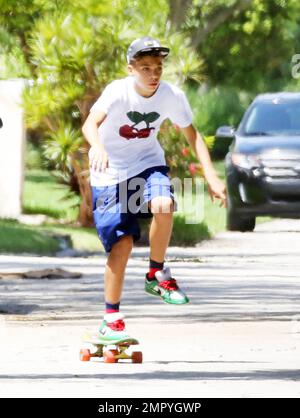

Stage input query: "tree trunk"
[
  {"left": 71, "top": 146, "right": 94, "bottom": 227},
  {"left": 168, "top": 0, "right": 253, "bottom": 49},
  {"left": 74, "top": 91, "right": 100, "bottom": 227},
  {"left": 168, "top": 0, "right": 193, "bottom": 29}
]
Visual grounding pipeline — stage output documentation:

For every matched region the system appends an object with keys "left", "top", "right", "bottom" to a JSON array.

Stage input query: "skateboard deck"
[{"left": 80, "top": 332, "right": 143, "bottom": 363}]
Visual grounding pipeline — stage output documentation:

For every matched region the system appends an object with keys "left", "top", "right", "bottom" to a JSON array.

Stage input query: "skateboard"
[{"left": 79, "top": 333, "right": 143, "bottom": 363}]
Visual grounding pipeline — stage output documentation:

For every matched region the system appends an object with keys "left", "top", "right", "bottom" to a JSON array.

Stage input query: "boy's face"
[{"left": 128, "top": 55, "right": 164, "bottom": 97}]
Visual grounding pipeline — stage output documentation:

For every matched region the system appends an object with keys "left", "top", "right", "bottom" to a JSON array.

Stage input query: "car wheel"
[{"left": 227, "top": 209, "right": 256, "bottom": 232}]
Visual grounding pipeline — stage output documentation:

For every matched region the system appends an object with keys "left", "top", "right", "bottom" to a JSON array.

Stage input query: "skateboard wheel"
[
  {"left": 80, "top": 348, "right": 91, "bottom": 362},
  {"left": 103, "top": 349, "right": 118, "bottom": 363},
  {"left": 132, "top": 351, "right": 143, "bottom": 363}
]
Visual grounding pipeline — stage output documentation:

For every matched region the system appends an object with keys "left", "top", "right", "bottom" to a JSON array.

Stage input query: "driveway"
[{"left": 1, "top": 219, "right": 300, "bottom": 397}]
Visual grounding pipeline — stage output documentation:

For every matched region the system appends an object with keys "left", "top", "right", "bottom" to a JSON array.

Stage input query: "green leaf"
[
  {"left": 126, "top": 111, "right": 144, "bottom": 123},
  {"left": 144, "top": 112, "right": 160, "bottom": 124}
]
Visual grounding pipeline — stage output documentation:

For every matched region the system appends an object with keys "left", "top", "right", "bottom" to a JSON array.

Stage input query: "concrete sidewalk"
[{"left": 1, "top": 219, "right": 300, "bottom": 397}]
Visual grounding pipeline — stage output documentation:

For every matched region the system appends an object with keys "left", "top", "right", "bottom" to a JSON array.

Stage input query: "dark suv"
[{"left": 216, "top": 92, "right": 300, "bottom": 231}]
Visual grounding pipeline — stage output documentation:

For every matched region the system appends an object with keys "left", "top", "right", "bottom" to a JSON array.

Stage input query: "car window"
[{"left": 242, "top": 100, "right": 300, "bottom": 135}]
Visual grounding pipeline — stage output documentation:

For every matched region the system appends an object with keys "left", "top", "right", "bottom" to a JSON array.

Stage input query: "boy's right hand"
[{"left": 88, "top": 144, "right": 109, "bottom": 172}]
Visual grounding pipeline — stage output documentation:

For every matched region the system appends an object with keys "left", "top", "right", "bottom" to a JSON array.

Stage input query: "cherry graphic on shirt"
[
  {"left": 137, "top": 127, "right": 155, "bottom": 138},
  {"left": 119, "top": 111, "right": 160, "bottom": 140},
  {"left": 119, "top": 124, "right": 139, "bottom": 139}
]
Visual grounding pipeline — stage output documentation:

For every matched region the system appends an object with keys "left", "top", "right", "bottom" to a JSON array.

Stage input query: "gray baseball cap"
[{"left": 126, "top": 36, "right": 169, "bottom": 63}]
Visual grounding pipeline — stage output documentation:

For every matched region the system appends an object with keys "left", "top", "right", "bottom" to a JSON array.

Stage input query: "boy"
[{"left": 82, "top": 36, "right": 226, "bottom": 341}]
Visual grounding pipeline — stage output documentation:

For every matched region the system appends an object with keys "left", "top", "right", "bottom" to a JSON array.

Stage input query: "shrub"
[
  {"left": 186, "top": 86, "right": 252, "bottom": 159},
  {"left": 25, "top": 142, "right": 43, "bottom": 170}
]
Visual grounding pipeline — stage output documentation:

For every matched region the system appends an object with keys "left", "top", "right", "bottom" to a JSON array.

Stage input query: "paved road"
[{"left": 1, "top": 219, "right": 300, "bottom": 398}]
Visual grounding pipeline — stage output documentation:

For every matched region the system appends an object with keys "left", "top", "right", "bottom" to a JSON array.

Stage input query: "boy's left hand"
[{"left": 207, "top": 178, "right": 227, "bottom": 207}]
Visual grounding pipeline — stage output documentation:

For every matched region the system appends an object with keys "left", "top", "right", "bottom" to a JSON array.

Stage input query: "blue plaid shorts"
[{"left": 92, "top": 165, "right": 175, "bottom": 252}]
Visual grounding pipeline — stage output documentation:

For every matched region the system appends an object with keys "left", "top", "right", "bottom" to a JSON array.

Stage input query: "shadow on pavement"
[{"left": 1, "top": 368, "right": 300, "bottom": 381}]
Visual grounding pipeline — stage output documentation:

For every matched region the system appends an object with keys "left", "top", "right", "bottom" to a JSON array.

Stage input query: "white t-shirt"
[{"left": 89, "top": 76, "right": 193, "bottom": 186}]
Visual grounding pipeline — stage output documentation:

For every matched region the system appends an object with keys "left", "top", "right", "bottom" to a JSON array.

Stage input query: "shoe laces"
[
  {"left": 107, "top": 319, "right": 125, "bottom": 331},
  {"left": 159, "top": 278, "right": 178, "bottom": 291}
]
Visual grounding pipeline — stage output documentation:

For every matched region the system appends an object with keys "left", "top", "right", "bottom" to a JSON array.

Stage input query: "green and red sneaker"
[
  {"left": 145, "top": 267, "right": 189, "bottom": 305},
  {"left": 98, "top": 313, "right": 131, "bottom": 342}
]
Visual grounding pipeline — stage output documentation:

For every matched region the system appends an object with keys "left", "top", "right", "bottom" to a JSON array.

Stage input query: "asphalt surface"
[{"left": 1, "top": 219, "right": 300, "bottom": 398}]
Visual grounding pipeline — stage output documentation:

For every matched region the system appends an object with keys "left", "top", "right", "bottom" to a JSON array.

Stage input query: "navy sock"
[{"left": 105, "top": 301, "right": 120, "bottom": 314}]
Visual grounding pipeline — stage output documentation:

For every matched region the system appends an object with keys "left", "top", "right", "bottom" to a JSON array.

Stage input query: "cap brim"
[{"left": 134, "top": 47, "right": 170, "bottom": 58}]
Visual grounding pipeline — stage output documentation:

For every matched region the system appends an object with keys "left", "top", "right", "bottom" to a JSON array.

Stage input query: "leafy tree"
[
  {"left": 0, "top": 0, "right": 203, "bottom": 225},
  {"left": 169, "top": 0, "right": 300, "bottom": 92},
  {"left": 200, "top": 0, "right": 300, "bottom": 91}
]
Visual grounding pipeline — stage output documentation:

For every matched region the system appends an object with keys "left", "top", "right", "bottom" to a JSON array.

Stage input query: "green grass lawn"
[
  {"left": 39, "top": 224, "right": 102, "bottom": 252},
  {"left": 23, "top": 169, "right": 80, "bottom": 221},
  {"left": 170, "top": 160, "right": 226, "bottom": 245},
  {"left": 0, "top": 220, "right": 102, "bottom": 255},
  {"left": 0, "top": 169, "right": 102, "bottom": 255},
  {"left": 0, "top": 219, "right": 60, "bottom": 254},
  {"left": 203, "top": 159, "right": 227, "bottom": 234}
]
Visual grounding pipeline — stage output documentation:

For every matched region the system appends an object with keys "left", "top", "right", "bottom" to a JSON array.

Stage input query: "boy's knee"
[
  {"left": 110, "top": 235, "right": 133, "bottom": 257},
  {"left": 150, "top": 196, "right": 174, "bottom": 214}
]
